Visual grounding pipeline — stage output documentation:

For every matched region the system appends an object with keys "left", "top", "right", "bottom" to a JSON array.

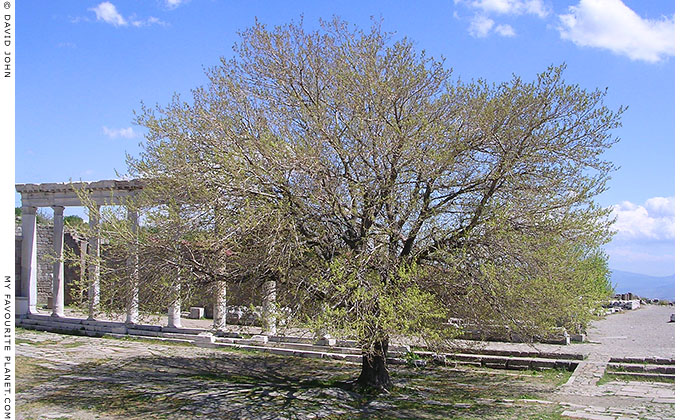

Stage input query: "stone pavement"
[
  {"left": 20, "top": 304, "right": 675, "bottom": 419},
  {"left": 550, "top": 305, "right": 675, "bottom": 419}
]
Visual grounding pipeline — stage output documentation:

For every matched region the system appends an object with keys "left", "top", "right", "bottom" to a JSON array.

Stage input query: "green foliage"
[
  {"left": 64, "top": 215, "right": 86, "bottom": 228},
  {"left": 36, "top": 208, "right": 52, "bottom": 225},
  {"left": 85, "top": 17, "right": 621, "bottom": 386}
]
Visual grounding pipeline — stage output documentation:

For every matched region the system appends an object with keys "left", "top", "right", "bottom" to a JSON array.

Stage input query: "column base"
[
  {"left": 316, "top": 337, "right": 337, "bottom": 346},
  {"left": 16, "top": 297, "right": 29, "bottom": 316}
]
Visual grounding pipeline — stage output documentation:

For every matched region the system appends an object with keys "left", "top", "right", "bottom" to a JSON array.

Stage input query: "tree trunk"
[{"left": 357, "top": 339, "right": 392, "bottom": 391}]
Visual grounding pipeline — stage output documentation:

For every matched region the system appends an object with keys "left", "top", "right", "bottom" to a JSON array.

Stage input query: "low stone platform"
[
  {"left": 16, "top": 304, "right": 675, "bottom": 419},
  {"left": 16, "top": 313, "right": 582, "bottom": 371}
]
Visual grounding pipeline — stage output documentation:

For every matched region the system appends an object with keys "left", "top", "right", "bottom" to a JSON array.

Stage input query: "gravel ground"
[
  {"left": 15, "top": 329, "right": 567, "bottom": 420},
  {"left": 585, "top": 305, "right": 675, "bottom": 359}
]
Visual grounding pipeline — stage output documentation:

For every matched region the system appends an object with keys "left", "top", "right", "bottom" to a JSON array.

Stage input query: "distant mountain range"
[{"left": 609, "top": 269, "right": 675, "bottom": 301}]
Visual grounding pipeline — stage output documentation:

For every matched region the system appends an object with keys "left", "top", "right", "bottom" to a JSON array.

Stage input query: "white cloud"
[
  {"left": 131, "top": 16, "right": 167, "bottom": 27},
  {"left": 557, "top": 0, "right": 674, "bottom": 63},
  {"left": 606, "top": 246, "right": 674, "bottom": 263},
  {"left": 456, "top": 0, "right": 546, "bottom": 38},
  {"left": 644, "top": 196, "right": 674, "bottom": 216},
  {"left": 468, "top": 15, "right": 516, "bottom": 38},
  {"left": 611, "top": 197, "right": 675, "bottom": 240},
  {"left": 103, "top": 126, "right": 137, "bottom": 139},
  {"left": 466, "top": 0, "right": 548, "bottom": 18},
  {"left": 89, "top": 2, "right": 128, "bottom": 27},
  {"left": 164, "top": 0, "right": 185, "bottom": 9},
  {"left": 494, "top": 24, "right": 516, "bottom": 37},
  {"left": 469, "top": 15, "right": 495, "bottom": 37},
  {"left": 87, "top": 2, "right": 167, "bottom": 28}
]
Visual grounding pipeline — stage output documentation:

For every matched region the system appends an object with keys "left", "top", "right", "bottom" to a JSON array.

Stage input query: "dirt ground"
[{"left": 16, "top": 328, "right": 570, "bottom": 420}]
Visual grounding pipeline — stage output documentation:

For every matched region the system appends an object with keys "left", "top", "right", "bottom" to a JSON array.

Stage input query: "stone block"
[
  {"left": 16, "top": 297, "right": 29, "bottom": 315},
  {"left": 189, "top": 307, "right": 204, "bottom": 319},
  {"left": 315, "top": 337, "right": 337, "bottom": 346},
  {"left": 507, "top": 359, "right": 531, "bottom": 370},
  {"left": 315, "top": 334, "right": 336, "bottom": 346},
  {"left": 195, "top": 332, "right": 216, "bottom": 343},
  {"left": 250, "top": 334, "right": 269, "bottom": 344}
]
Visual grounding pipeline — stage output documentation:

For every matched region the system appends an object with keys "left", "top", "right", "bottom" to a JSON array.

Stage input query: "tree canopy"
[{"left": 113, "top": 17, "right": 621, "bottom": 391}]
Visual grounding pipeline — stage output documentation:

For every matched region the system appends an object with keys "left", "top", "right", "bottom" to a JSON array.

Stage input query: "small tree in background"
[{"left": 100, "top": 17, "right": 623, "bottom": 391}]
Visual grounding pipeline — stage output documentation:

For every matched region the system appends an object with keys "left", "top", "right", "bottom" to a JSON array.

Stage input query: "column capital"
[
  {"left": 52, "top": 205, "right": 65, "bottom": 214},
  {"left": 21, "top": 206, "right": 37, "bottom": 215}
]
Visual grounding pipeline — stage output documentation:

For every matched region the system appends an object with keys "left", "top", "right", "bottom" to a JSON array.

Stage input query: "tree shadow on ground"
[{"left": 19, "top": 349, "right": 561, "bottom": 419}]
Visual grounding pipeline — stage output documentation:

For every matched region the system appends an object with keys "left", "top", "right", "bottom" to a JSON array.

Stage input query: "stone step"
[
  {"left": 609, "top": 356, "right": 675, "bottom": 365},
  {"left": 105, "top": 333, "right": 196, "bottom": 346},
  {"left": 268, "top": 336, "right": 409, "bottom": 353},
  {"left": 27, "top": 314, "right": 84, "bottom": 324},
  {"left": 16, "top": 317, "right": 578, "bottom": 373},
  {"left": 607, "top": 362, "right": 675, "bottom": 374},
  {"left": 440, "top": 346, "right": 585, "bottom": 361},
  {"left": 17, "top": 322, "right": 103, "bottom": 337},
  {"left": 19, "top": 318, "right": 111, "bottom": 334},
  {"left": 211, "top": 341, "right": 364, "bottom": 363},
  {"left": 215, "top": 337, "right": 412, "bottom": 359},
  {"left": 608, "top": 371, "right": 675, "bottom": 380},
  {"left": 417, "top": 350, "right": 578, "bottom": 371},
  {"left": 17, "top": 318, "right": 212, "bottom": 342}
]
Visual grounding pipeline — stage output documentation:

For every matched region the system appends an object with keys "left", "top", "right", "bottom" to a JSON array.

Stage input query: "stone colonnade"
[
  {"left": 14, "top": 181, "right": 178, "bottom": 327},
  {"left": 15, "top": 181, "right": 152, "bottom": 323},
  {"left": 15, "top": 179, "right": 275, "bottom": 333}
]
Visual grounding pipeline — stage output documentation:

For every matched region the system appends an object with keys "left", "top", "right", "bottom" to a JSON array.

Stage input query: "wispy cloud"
[
  {"left": 494, "top": 24, "right": 516, "bottom": 37},
  {"left": 164, "top": 0, "right": 186, "bottom": 10},
  {"left": 611, "top": 196, "right": 675, "bottom": 240},
  {"left": 557, "top": 0, "right": 674, "bottom": 63},
  {"left": 87, "top": 2, "right": 168, "bottom": 28},
  {"left": 465, "top": 14, "right": 516, "bottom": 38},
  {"left": 468, "top": 15, "right": 496, "bottom": 37},
  {"left": 131, "top": 16, "right": 167, "bottom": 27},
  {"left": 103, "top": 126, "right": 137, "bottom": 139},
  {"left": 454, "top": 0, "right": 547, "bottom": 38},
  {"left": 606, "top": 247, "right": 674, "bottom": 263},
  {"left": 90, "top": 2, "right": 127, "bottom": 27},
  {"left": 463, "top": 0, "right": 549, "bottom": 18}
]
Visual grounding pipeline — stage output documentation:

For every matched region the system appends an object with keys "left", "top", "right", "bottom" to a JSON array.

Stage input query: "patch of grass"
[
  {"left": 608, "top": 372, "right": 674, "bottom": 384},
  {"left": 597, "top": 371, "right": 615, "bottom": 386},
  {"left": 18, "top": 338, "right": 88, "bottom": 347},
  {"left": 101, "top": 334, "right": 195, "bottom": 347},
  {"left": 536, "top": 368, "right": 573, "bottom": 387},
  {"left": 15, "top": 356, "right": 64, "bottom": 393},
  {"left": 598, "top": 370, "right": 674, "bottom": 385},
  {"left": 15, "top": 329, "right": 577, "bottom": 420}
]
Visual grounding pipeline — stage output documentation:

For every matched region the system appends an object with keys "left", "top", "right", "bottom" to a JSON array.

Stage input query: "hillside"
[{"left": 609, "top": 269, "right": 675, "bottom": 301}]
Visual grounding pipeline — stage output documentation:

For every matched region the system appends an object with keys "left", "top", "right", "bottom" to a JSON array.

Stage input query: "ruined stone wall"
[
  {"left": 35, "top": 225, "right": 54, "bottom": 304},
  {"left": 15, "top": 223, "right": 85, "bottom": 306}
]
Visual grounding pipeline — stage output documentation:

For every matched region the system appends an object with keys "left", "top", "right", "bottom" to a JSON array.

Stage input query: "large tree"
[{"left": 129, "top": 17, "right": 621, "bottom": 391}]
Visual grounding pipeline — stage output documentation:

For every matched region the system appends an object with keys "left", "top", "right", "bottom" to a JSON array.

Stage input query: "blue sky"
[{"left": 13, "top": 0, "right": 675, "bottom": 276}]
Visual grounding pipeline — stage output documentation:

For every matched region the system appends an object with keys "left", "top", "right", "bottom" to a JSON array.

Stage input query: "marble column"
[
  {"left": 262, "top": 280, "right": 277, "bottom": 335},
  {"left": 212, "top": 280, "right": 227, "bottom": 331},
  {"left": 125, "top": 209, "right": 139, "bottom": 325},
  {"left": 87, "top": 205, "right": 101, "bottom": 320},
  {"left": 20, "top": 206, "right": 38, "bottom": 314},
  {"left": 51, "top": 206, "right": 65, "bottom": 318},
  {"left": 167, "top": 273, "right": 182, "bottom": 328}
]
